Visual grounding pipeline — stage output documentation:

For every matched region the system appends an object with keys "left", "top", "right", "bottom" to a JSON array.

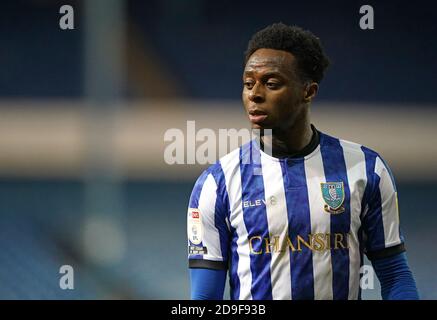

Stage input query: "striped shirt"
[{"left": 187, "top": 128, "right": 404, "bottom": 300}]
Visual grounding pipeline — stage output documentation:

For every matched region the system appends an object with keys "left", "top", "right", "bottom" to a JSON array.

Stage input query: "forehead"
[{"left": 244, "top": 48, "right": 295, "bottom": 74}]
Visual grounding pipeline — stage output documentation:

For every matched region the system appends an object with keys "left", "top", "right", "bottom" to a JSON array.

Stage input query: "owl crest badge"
[{"left": 321, "top": 182, "right": 345, "bottom": 214}]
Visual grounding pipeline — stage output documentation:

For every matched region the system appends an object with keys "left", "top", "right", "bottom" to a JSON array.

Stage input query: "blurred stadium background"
[{"left": 0, "top": 0, "right": 436, "bottom": 299}]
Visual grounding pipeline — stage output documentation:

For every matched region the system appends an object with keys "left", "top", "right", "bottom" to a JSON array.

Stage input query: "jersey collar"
[{"left": 259, "top": 124, "right": 320, "bottom": 160}]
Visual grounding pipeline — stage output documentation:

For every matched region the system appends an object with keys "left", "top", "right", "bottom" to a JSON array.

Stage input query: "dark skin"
[{"left": 242, "top": 48, "right": 319, "bottom": 158}]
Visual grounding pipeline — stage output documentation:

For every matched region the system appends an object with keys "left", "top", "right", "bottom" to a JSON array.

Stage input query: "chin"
[
  {"left": 251, "top": 124, "right": 276, "bottom": 132},
  {"left": 250, "top": 123, "right": 268, "bottom": 130}
]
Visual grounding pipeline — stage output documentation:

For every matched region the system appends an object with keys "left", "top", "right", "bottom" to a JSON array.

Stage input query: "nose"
[{"left": 248, "top": 83, "right": 265, "bottom": 103}]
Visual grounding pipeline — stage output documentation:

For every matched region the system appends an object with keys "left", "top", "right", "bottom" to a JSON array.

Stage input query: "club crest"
[{"left": 321, "top": 182, "right": 345, "bottom": 214}]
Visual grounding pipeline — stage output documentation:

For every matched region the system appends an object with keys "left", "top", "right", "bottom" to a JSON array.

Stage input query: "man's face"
[{"left": 242, "top": 48, "right": 306, "bottom": 130}]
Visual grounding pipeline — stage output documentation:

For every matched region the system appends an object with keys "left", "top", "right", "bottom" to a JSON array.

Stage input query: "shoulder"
[
  {"left": 319, "top": 131, "right": 381, "bottom": 160},
  {"left": 193, "top": 144, "right": 243, "bottom": 187},
  {"left": 189, "top": 146, "right": 245, "bottom": 210},
  {"left": 200, "top": 142, "right": 246, "bottom": 176},
  {"left": 319, "top": 131, "right": 395, "bottom": 187}
]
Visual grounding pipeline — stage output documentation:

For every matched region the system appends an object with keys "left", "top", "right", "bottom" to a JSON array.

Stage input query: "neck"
[{"left": 261, "top": 115, "right": 313, "bottom": 158}]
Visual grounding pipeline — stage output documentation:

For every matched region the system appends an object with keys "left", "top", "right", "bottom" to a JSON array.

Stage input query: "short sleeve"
[
  {"left": 187, "top": 169, "right": 230, "bottom": 270},
  {"left": 361, "top": 155, "right": 405, "bottom": 260}
]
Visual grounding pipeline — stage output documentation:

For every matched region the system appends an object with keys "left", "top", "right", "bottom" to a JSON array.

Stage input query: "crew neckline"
[{"left": 258, "top": 124, "right": 322, "bottom": 162}]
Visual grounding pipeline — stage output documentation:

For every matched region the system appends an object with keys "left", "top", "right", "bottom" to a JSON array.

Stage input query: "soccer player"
[{"left": 187, "top": 23, "right": 419, "bottom": 300}]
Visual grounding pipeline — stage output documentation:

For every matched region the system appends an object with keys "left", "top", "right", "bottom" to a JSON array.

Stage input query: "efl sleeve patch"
[{"left": 187, "top": 208, "right": 203, "bottom": 246}]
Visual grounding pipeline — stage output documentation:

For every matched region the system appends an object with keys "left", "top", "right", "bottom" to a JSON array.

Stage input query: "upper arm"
[
  {"left": 361, "top": 154, "right": 405, "bottom": 260},
  {"left": 371, "top": 252, "right": 419, "bottom": 300},
  {"left": 187, "top": 169, "right": 230, "bottom": 270},
  {"left": 190, "top": 268, "right": 227, "bottom": 300}
]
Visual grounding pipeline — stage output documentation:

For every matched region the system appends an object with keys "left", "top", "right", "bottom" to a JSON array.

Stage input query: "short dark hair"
[{"left": 244, "top": 23, "right": 330, "bottom": 84}]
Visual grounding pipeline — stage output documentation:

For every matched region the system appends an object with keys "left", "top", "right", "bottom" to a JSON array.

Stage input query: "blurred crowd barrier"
[{"left": 0, "top": 100, "right": 436, "bottom": 182}]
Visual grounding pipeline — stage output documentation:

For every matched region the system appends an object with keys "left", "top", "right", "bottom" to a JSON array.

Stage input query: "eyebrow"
[{"left": 243, "top": 70, "right": 287, "bottom": 79}]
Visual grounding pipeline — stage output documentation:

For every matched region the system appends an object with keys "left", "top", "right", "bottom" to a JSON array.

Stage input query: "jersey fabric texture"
[{"left": 187, "top": 126, "right": 405, "bottom": 300}]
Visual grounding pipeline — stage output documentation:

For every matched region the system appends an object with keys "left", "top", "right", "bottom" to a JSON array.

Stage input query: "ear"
[{"left": 303, "top": 82, "right": 319, "bottom": 103}]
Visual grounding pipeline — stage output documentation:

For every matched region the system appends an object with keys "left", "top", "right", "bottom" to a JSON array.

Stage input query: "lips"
[{"left": 248, "top": 109, "right": 268, "bottom": 124}]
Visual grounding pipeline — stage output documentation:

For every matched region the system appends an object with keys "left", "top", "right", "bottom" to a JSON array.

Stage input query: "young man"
[{"left": 187, "top": 23, "right": 419, "bottom": 300}]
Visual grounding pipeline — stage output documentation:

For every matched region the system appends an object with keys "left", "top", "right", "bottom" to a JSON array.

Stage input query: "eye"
[
  {"left": 266, "top": 82, "right": 280, "bottom": 89},
  {"left": 244, "top": 81, "right": 254, "bottom": 89}
]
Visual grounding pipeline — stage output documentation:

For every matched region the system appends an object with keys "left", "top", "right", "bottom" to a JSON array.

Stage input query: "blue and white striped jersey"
[{"left": 187, "top": 128, "right": 405, "bottom": 300}]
